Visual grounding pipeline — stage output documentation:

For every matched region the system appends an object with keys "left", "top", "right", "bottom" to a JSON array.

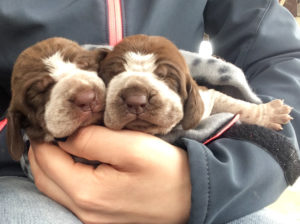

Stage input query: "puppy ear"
[
  {"left": 95, "top": 48, "right": 111, "bottom": 61},
  {"left": 181, "top": 79, "right": 204, "bottom": 130},
  {"left": 76, "top": 48, "right": 111, "bottom": 71},
  {"left": 6, "top": 110, "right": 25, "bottom": 161}
]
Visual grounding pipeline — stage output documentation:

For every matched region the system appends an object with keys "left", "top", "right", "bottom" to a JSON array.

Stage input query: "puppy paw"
[{"left": 261, "top": 99, "right": 293, "bottom": 131}]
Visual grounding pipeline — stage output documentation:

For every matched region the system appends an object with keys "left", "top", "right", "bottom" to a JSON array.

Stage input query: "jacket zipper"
[{"left": 107, "top": 0, "right": 123, "bottom": 46}]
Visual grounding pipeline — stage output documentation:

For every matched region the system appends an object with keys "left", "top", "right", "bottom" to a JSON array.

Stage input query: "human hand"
[{"left": 28, "top": 126, "right": 191, "bottom": 224}]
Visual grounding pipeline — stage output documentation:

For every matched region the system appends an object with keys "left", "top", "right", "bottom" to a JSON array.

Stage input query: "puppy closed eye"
[
  {"left": 99, "top": 61, "right": 125, "bottom": 84},
  {"left": 165, "top": 75, "right": 180, "bottom": 93},
  {"left": 155, "top": 66, "right": 180, "bottom": 93},
  {"left": 26, "top": 76, "right": 55, "bottom": 108}
]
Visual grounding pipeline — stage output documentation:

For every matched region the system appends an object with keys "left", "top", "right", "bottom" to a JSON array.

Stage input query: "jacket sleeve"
[{"left": 183, "top": 0, "right": 300, "bottom": 223}]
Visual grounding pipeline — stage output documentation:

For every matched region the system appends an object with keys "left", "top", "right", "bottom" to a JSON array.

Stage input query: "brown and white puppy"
[
  {"left": 7, "top": 37, "right": 109, "bottom": 160},
  {"left": 99, "top": 34, "right": 292, "bottom": 135}
]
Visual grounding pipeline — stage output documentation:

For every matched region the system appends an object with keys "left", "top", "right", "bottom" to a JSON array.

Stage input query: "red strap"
[
  {"left": 107, "top": 0, "right": 123, "bottom": 46},
  {"left": 203, "top": 114, "right": 240, "bottom": 145},
  {"left": 0, "top": 118, "right": 7, "bottom": 132}
]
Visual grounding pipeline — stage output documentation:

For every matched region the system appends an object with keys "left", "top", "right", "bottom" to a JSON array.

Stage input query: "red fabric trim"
[
  {"left": 107, "top": 0, "right": 123, "bottom": 46},
  {"left": 203, "top": 114, "right": 240, "bottom": 145},
  {"left": 0, "top": 118, "right": 7, "bottom": 132}
]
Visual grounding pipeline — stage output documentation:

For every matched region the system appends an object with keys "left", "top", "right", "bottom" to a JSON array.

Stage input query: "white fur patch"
[
  {"left": 124, "top": 52, "right": 157, "bottom": 73},
  {"left": 198, "top": 89, "right": 214, "bottom": 119},
  {"left": 43, "top": 51, "right": 99, "bottom": 81}
]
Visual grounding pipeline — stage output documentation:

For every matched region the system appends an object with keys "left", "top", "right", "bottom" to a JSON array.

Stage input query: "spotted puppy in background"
[
  {"left": 99, "top": 34, "right": 292, "bottom": 135},
  {"left": 7, "top": 37, "right": 109, "bottom": 161}
]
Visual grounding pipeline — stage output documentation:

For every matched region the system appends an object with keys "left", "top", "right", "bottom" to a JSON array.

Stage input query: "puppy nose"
[
  {"left": 73, "top": 90, "right": 100, "bottom": 112},
  {"left": 124, "top": 94, "right": 148, "bottom": 114}
]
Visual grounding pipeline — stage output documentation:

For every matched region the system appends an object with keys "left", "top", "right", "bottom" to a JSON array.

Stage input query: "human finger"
[
  {"left": 29, "top": 147, "right": 111, "bottom": 223},
  {"left": 28, "top": 147, "right": 78, "bottom": 212},
  {"left": 30, "top": 141, "right": 103, "bottom": 198},
  {"left": 58, "top": 125, "right": 175, "bottom": 169}
]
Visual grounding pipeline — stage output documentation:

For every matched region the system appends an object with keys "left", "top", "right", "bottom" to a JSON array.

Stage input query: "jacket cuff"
[{"left": 178, "top": 138, "right": 287, "bottom": 224}]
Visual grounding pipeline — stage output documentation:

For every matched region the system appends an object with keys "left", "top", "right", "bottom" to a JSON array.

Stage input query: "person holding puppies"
[{"left": 1, "top": 0, "right": 300, "bottom": 224}]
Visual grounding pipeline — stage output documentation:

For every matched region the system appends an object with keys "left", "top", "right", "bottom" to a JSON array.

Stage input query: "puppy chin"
[
  {"left": 105, "top": 112, "right": 177, "bottom": 135},
  {"left": 47, "top": 111, "right": 103, "bottom": 138}
]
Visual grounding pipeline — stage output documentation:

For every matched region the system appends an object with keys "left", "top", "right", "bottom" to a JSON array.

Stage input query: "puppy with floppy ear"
[
  {"left": 7, "top": 37, "right": 110, "bottom": 160},
  {"left": 100, "top": 34, "right": 292, "bottom": 135},
  {"left": 99, "top": 34, "right": 205, "bottom": 135}
]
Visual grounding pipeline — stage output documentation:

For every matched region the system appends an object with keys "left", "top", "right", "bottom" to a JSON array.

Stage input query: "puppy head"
[
  {"left": 7, "top": 37, "right": 109, "bottom": 160},
  {"left": 99, "top": 34, "right": 204, "bottom": 135}
]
